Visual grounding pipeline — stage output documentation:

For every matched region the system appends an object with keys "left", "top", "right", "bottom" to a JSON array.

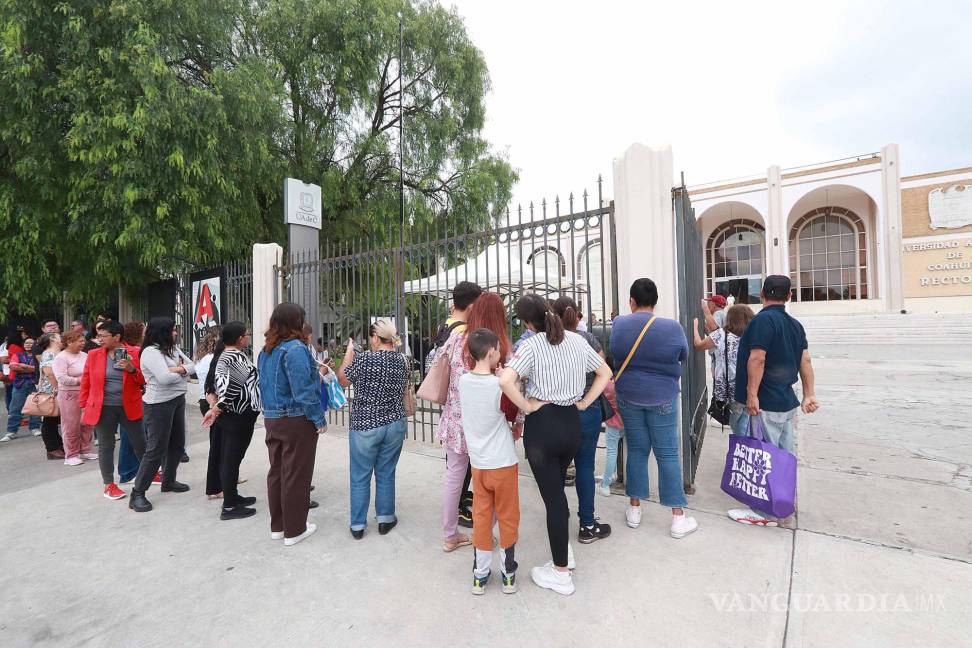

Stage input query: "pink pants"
[
  {"left": 58, "top": 391, "right": 93, "bottom": 459},
  {"left": 442, "top": 447, "right": 469, "bottom": 540}
]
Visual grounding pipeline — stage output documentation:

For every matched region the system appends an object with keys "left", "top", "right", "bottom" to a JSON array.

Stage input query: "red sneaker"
[
  {"left": 103, "top": 483, "right": 127, "bottom": 500},
  {"left": 152, "top": 471, "right": 162, "bottom": 487}
]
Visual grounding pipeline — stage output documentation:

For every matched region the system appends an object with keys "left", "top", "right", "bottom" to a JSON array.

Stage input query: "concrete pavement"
[{"left": 0, "top": 344, "right": 969, "bottom": 647}]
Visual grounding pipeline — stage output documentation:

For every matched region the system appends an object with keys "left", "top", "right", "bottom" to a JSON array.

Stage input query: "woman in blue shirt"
[
  {"left": 258, "top": 303, "right": 326, "bottom": 546},
  {"left": 609, "top": 279, "right": 698, "bottom": 540}
]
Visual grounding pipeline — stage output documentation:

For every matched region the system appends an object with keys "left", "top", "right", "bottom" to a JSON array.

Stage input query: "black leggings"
[
  {"left": 524, "top": 404, "right": 581, "bottom": 568},
  {"left": 41, "top": 415, "right": 63, "bottom": 452}
]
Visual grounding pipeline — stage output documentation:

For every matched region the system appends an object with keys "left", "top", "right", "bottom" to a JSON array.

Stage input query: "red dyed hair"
[{"left": 463, "top": 292, "right": 511, "bottom": 368}]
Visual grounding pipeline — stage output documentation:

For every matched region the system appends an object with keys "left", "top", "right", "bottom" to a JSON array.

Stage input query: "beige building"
[{"left": 687, "top": 144, "right": 972, "bottom": 315}]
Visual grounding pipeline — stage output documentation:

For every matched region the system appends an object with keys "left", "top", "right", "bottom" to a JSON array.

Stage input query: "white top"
[
  {"left": 0, "top": 342, "right": 8, "bottom": 376},
  {"left": 708, "top": 328, "right": 740, "bottom": 402},
  {"left": 195, "top": 353, "right": 214, "bottom": 397},
  {"left": 507, "top": 331, "right": 603, "bottom": 406},
  {"left": 458, "top": 372, "right": 517, "bottom": 470},
  {"left": 140, "top": 345, "right": 195, "bottom": 404}
]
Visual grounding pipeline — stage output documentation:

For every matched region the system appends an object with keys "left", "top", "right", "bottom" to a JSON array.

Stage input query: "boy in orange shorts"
[{"left": 458, "top": 328, "right": 522, "bottom": 595}]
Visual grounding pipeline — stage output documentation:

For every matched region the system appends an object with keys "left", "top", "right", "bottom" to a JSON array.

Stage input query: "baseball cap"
[
  {"left": 762, "top": 275, "right": 792, "bottom": 300},
  {"left": 706, "top": 295, "right": 727, "bottom": 308}
]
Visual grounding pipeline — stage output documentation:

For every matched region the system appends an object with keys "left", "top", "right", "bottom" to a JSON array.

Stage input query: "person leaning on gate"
[{"left": 728, "top": 274, "right": 820, "bottom": 527}]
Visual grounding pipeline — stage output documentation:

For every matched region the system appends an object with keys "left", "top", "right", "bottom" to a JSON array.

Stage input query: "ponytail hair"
[
  {"left": 515, "top": 294, "right": 566, "bottom": 345},
  {"left": 551, "top": 296, "right": 580, "bottom": 331}
]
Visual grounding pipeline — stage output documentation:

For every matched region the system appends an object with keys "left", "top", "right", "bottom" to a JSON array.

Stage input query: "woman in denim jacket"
[{"left": 258, "top": 303, "right": 327, "bottom": 547}]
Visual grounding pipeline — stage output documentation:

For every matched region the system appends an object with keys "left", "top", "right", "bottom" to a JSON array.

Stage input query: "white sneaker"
[
  {"left": 543, "top": 543, "right": 576, "bottom": 572},
  {"left": 530, "top": 563, "right": 575, "bottom": 596},
  {"left": 728, "top": 508, "right": 778, "bottom": 527},
  {"left": 597, "top": 483, "right": 612, "bottom": 497},
  {"left": 81, "top": 453, "right": 99, "bottom": 461},
  {"left": 670, "top": 514, "right": 699, "bottom": 539},
  {"left": 31, "top": 429, "right": 42, "bottom": 437},
  {"left": 0, "top": 433, "right": 14, "bottom": 442},
  {"left": 64, "top": 456, "right": 84, "bottom": 466},
  {"left": 625, "top": 505, "right": 642, "bottom": 529},
  {"left": 270, "top": 531, "right": 285, "bottom": 541},
  {"left": 284, "top": 523, "right": 317, "bottom": 546}
]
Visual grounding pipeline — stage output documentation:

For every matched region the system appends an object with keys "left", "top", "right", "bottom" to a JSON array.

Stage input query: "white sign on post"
[{"left": 284, "top": 178, "right": 322, "bottom": 230}]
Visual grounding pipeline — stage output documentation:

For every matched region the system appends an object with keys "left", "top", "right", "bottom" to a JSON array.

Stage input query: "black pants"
[
  {"left": 40, "top": 415, "right": 63, "bottom": 452},
  {"left": 523, "top": 404, "right": 581, "bottom": 568},
  {"left": 219, "top": 410, "right": 258, "bottom": 508},
  {"left": 134, "top": 395, "right": 186, "bottom": 493},
  {"left": 201, "top": 400, "right": 224, "bottom": 495}
]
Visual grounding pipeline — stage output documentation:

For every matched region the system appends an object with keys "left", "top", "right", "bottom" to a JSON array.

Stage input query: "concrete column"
[
  {"left": 881, "top": 143, "right": 904, "bottom": 313},
  {"left": 766, "top": 165, "right": 788, "bottom": 276},
  {"left": 252, "top": 242, "right": 284, "bottom": 362},
  {"left": 612, "top": 144, "right": 677, "bottom": 317}
]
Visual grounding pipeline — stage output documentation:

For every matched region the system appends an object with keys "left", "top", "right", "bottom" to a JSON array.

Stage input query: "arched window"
[
  {"left": 577, "top": 241, "right": 603, "bottom": 314},
  {"left": 788, "top": 207, "right": 868, "bottom": 302},
  {"left": 526, "top": 246, "right": 567, "bottom": 279},
  {"left": 706, "top": 219, "right": 765, "bottom": 304}
]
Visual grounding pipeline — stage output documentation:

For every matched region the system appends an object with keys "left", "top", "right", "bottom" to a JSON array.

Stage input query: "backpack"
[{"left": 424, "top": 320, "right": 463, "bottom": 373}]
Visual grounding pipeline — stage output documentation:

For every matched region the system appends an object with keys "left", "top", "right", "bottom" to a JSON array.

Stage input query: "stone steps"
[{"left": 799, "top": 314, "right": 972, "bottom": 345}]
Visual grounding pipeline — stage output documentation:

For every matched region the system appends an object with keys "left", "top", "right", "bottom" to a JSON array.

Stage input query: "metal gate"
[
  {"left": 673, "top": 180, "right": 708, "bottom": 490},
  {"left": 284, "top": 177, "right": 619, "bottom": 442}
]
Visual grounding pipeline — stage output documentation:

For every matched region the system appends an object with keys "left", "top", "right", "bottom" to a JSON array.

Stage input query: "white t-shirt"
[{"left": 458, "top": 372, "right": 517, "bottom": 470}]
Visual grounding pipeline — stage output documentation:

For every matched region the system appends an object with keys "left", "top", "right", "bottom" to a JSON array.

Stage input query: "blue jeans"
[
  {"left": 3, "top": 383, "right": 12, "bottom": 412},
  {"left": 574, "top": 406, "right": 603, "bottom": 526},
  {"left": 602, "top": 425, "right": 624, "bottom": 487},
  {"left": 618, "top": 396, "right": 687, "bottom": 508},
  {"left": 349, "top": 418, "right": 406, "bottom": 531},
  {"left": 6, "top": 384, "right": 41, "bottom": 434},
  {"left": 118, "top": 425, "right": 140, "bottom": 483}
]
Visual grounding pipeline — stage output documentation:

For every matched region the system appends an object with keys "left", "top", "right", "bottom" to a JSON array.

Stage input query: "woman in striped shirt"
[{"left": 500, "top": 294, "right": 611, "bottom": 596}]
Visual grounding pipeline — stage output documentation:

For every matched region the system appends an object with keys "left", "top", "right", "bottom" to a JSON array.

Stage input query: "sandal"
[{"left": 442, "top": 533, "right": 472, "bottom": 553}]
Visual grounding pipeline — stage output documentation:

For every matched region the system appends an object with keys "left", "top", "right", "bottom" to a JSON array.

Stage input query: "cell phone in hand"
[{"left": 113, "top": 348, "right": 128, "bottom": 363}]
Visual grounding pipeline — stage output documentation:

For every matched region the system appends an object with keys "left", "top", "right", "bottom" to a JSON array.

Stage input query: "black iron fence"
[{"left": 283, "top": 177, "right": 619, "bottom": 442}]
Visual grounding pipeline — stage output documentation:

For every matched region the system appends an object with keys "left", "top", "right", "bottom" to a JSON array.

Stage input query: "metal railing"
[{"left": 284, "top": 177, "right": 619, "bottom": 443}]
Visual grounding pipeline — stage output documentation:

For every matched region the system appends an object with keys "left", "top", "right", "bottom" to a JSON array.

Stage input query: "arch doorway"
[
  {"left": 788, "top": 206, "right": 868, "bottom": 301},
  {"left": 706, "top": 218, "right": 765, "bottom": 304}
]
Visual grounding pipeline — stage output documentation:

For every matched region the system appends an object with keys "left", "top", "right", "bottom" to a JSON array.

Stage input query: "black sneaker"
[
  {"left": 457, "top": 506, "right": 473, "bottom": 528},
  {"left": 220, "top": 505, "right": 256, "bottom": 520},
  {"left": 180, "top": 453, "right": 190, "bottom": 463},
  {"left": 236, "top": 495, "right": 256, "bottom": 506},
  {"left": 308, "top": 500, "right": 319, "bottom": 509},
  {"left": 161, "top": 481, "right": 190, "bottom": 493},
  {"left": 578, "top": 519, "right": 612, "bottom": 544},
  {"left": 378, "top": 519, "right": 397, "bottom": 535}
]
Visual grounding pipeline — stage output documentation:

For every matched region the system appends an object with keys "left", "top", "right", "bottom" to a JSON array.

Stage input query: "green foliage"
[{"left": 0, "top": 0, "right": 516, "bottom": 313}]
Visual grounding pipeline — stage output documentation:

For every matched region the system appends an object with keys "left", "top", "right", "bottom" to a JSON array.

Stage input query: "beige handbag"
[
  {"left": 23, "top": 391, "right": 59, "bottom": 417},
  {"left": 416, "top": 337, "right": 454, "bottom": 405}
]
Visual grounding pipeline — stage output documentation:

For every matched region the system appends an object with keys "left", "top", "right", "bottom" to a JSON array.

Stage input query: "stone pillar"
[
  {"left": 612, "top": 144, "right": 677, "bottom": 317},
  {"left": 766, "top": 165, "right": 788, "bottom": 276},
  {"left": 881, "top": 143, "right": 905, "bottom": 313},
  {"left": 252, "top": 242, "right": 283, "bottom": 362}
]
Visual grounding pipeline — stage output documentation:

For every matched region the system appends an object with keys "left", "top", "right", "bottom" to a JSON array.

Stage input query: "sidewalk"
[{"left": 0, "top": 345, "right": 969, "bottom": 647}]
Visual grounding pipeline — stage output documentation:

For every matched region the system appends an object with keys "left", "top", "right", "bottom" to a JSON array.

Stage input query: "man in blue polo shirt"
[{"left": 729, "top": 275, "right": 819, "bottom": 527}]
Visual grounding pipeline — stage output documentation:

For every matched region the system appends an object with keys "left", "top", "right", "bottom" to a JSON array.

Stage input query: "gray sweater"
[{"left": 140, "top": 345, "right": 196, "bottom": 404}]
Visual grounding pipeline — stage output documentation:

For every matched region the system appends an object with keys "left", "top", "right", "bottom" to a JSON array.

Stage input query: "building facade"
[{"left": 688, "top": 144, "right": 972, "bottom": 315}]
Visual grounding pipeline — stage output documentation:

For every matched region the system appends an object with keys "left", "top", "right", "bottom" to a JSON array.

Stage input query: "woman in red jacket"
[{"left": 80, "top": 321, "right": 148, "bottom": 501}]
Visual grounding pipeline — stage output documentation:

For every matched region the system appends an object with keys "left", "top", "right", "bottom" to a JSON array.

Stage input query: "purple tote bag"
[{"left": 720, "top": 415, "right": 797, "bottom": 518}]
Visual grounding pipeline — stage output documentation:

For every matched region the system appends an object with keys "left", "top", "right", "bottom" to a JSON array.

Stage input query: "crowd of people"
[{"left": 0, "top": 273, "right": 819, "bottom": 597}]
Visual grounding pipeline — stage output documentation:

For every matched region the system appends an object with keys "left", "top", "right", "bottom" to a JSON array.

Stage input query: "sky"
[{"left": 446, "top": 0, "right": 972, "bottom": 207}]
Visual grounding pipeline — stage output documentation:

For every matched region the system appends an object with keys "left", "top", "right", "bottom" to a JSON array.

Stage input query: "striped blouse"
[
  {"left": 214, "top": 349, "right": 262, "bottom": 414},
  {"left": 507, "top": 331, "right": 603, "bottom": 406}
]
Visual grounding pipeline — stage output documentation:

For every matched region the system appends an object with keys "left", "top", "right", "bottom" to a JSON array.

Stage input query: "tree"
[{"left": 0, "top": 0, "right": 516, "bottom": 314}]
